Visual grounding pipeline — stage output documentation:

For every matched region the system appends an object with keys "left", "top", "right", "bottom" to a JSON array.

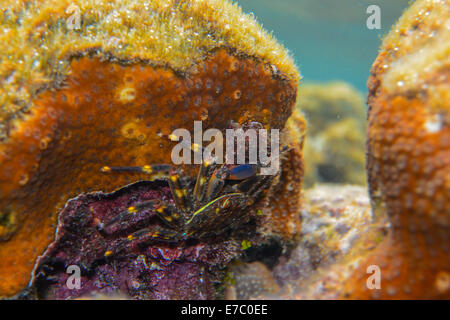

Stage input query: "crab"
[{"left": 98, "top": 124, "right": 284, "bottom": 256}]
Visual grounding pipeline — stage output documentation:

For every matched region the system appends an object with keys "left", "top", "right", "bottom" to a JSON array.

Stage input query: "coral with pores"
[{"left": 0, "top": 0, "right": 303, "bottom": 298}]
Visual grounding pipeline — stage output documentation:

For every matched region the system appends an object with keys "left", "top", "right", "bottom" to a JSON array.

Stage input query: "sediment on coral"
[{"left": 0, "top": 0, "right": 299, "bottom": 141}]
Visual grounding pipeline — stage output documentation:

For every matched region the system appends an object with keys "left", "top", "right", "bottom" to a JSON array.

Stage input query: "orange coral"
[
  {"left": 344, "top": 0, "right": 450, "bottom": 299},
  {"left": 346, "top": 97, "right": 449, "bottom": 299},
  {"left": 0, "top": 48, "right": 302, "bottom": 297},
  {"left": 0, "top": 0, "right": 306, "bottom": 298},
  {"left": 0, "top": 51, "right": 302, "bottom": 297}
]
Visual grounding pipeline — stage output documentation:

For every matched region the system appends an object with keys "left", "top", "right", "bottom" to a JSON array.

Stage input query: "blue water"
[{"left": 237, "top": 0, "right": 410, "bottom": 93}]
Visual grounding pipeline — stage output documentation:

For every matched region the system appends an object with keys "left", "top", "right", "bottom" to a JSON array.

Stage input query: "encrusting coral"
[
  {"left": 0, "top": 0, "right": 303, "bottom": 298},
  {"left": 264, "top": 110, "right": 305, "bottom": 239},
  {"left": 225, "top": 0, "right": 449, "bottom": 300},
  {"left": 0, "top": 0, "right": 299, "bottom": 140}
]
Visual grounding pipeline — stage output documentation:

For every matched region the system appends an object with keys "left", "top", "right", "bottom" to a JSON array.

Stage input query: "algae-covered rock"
[{"left": 297, "top": 82, "right": 366, "bottom": 187}]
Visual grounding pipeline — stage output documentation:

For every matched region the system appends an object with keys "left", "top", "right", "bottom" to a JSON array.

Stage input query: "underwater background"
[{"left": 238, "top": 0, "right": 410, "bottom": 93}]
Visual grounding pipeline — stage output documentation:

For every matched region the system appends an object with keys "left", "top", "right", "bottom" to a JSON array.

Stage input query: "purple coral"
[{"left": 29, "top": 181, "right": 244, "bottom": 300}]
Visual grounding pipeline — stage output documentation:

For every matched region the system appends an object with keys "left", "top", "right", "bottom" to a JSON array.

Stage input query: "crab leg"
[
  {"left": 100, "top": 164, "right": 192, "bottom": 212},
  {"left": 125, "top": 225, "right": 181, "bottom": 243},
  {"left": 104, "top": 225, "right": 182, "bottom": 257},
  {"left": 100, "top": 199, "right": 160, "bottom": 232},
  {"left": 100, "top": 164, "right": 171, "bottom": 178},
  {"left": 100, "top": 199, "right": 180, "bottom": 234},
  {"left": 239, "top": 174, "right": 273, "bottom": 198},
  {"left": 185, "top": 192, "right": 243, "bottom": 236},
  {"left": 197, "top": 194, "right": 251, "bottom": 237},
  {"left": 193, "top": 159, "right": 219, "bottom": 204}
]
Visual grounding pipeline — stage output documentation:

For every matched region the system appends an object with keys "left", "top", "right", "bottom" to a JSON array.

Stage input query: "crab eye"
[{"left": 227, "top": 164, "right": 256, "bottom": 180}]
